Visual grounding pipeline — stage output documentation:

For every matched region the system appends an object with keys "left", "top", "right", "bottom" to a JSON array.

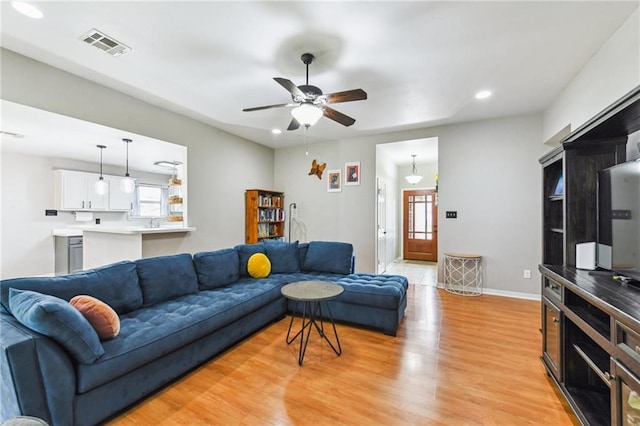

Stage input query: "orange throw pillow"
[{"left": 70, "top": 295, "right": 120, "bottom": 340}]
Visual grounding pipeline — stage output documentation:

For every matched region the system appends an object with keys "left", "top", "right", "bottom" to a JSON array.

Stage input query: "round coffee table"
[{"left": 281, "top": 280, "right": 344, "bottom": 365}]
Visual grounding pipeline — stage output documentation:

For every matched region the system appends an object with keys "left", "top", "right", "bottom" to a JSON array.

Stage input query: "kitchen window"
[{"left": 131, "top": 183, "right": 168, "bottom": 218}]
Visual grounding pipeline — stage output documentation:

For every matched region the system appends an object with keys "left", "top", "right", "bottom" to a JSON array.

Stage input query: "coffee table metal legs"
[{"left": 286, "top": 300, "right": 342, "bottom": 365}]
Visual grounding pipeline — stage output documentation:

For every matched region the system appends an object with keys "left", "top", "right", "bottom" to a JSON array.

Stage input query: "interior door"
[
  {"left": 377, "top": 179, "right": 387, "bottom": 273},
  {"left": 403, "top": 189, "right": 438, "bottom": 261}
]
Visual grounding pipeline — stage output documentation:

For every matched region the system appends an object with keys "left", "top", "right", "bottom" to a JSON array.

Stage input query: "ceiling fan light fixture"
[
  {"left": 291, "top": 103, "right": 323, "bottom": 126},
  {"left": 405, "top": 154, "right": 423, "bottom": 185}
]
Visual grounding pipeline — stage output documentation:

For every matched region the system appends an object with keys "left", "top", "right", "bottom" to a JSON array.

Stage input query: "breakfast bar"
[{"left": 53, "top": 226, "right": 195, "bottom": 270}]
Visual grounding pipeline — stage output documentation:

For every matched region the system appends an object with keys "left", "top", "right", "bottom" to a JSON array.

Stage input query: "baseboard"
[{"left": 436, "top": 283, "right": 540, "bottom": 301}]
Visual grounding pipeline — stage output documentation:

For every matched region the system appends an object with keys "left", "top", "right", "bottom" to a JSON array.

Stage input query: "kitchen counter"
[
  {"left": 53, "top": 226, "right": 195, "bottom": 236},
  {"left": 52, "top": 225, "right": 196, "bottom": 270}
]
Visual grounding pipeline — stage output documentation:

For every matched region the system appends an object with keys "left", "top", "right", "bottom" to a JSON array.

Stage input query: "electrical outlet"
[
  {"left": 524, "top": 269, "right": 532, "bottom": 279},
  {"left": 446, "top": 211, "right": 457, "bottom": 219}
]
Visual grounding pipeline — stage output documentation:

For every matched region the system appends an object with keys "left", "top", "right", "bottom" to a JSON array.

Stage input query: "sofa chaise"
[{"left": 0, "top": 241, "right": 408, "bottom": 426}]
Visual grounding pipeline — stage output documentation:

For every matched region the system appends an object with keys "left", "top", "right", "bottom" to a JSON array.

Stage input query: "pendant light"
[
  {"left": 119, "top": 138, "right": 135, "bottom": 193},
  {"left": 94, "top": 145, "right": 108, "bottom": 195},
  {"left": 405, "top": 154, "right": 423, "bottom": 185}
]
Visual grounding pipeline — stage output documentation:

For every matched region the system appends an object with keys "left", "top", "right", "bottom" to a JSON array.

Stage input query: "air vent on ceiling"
[
  {"left": 81, "top": 29, "right": 131, "bottom": 57},
  {"left": 0, "top": 130, "right": 25, "bottom": 138}
]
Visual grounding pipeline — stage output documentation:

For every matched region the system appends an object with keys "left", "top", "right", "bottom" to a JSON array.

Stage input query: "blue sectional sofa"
[{"left": 0, "top": 241, "right": 408, "bottom": 426}]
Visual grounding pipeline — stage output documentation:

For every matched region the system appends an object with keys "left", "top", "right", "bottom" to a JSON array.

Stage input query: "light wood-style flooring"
[{"left": 106, "top": 261, "right": 578, "bottom": 425}]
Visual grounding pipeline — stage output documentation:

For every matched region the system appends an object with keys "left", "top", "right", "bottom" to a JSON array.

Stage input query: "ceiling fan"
[{"left": 243, "top": 53, "right": 367, "bottom": 130}]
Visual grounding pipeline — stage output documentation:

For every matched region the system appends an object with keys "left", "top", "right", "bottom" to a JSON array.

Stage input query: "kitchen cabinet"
[
  {"left": 55, "top": 170, "right": 135, "bottom": 212},
  {"left": 108, "top": 177, "right": 134, "bottom": 211},
  {"left": 54, "top": 236, "right": 83, "bottom": 275},
  {"left": 55, "top": 170, "right": 107, "bottom": 211}
]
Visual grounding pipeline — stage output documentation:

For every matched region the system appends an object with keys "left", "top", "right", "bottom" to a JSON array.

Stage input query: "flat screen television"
[{"left": 597, "top": 159, "right": 640, "bottom": 282}]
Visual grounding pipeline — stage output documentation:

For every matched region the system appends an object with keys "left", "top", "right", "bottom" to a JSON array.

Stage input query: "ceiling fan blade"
[
  {"left": 243, "top": 103, "right": 291, "bottom": 112},
  {"left": 325, "top": 89, "right": 367, "bottom": 104},
  {"left": 287, "top": 117, "right": 300, "bottom": 131},
  {"left": 274, "top": 77, "right": 306, "bottom": 98},
  {"left": 323, "top": 106, "right": 356, "bottom": 127}
]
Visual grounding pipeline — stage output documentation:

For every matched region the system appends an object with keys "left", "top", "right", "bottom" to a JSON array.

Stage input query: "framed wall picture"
[
  {"left": 327, "top": 169, "right": 342, "bottom": 192},
  {"left": 345, "top": 162, "right": 360, "bottom": 186}
]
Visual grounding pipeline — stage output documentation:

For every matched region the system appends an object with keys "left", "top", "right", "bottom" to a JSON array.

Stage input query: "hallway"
[{"left": 385, "top": 259, "right": 438, "bottom": 286}]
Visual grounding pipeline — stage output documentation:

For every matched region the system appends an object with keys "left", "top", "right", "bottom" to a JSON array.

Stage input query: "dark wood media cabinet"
[
  {"left": 539, "top": 86, "right": 640, "bottom": 425},
  {"left": 540, "top": 266, "right": 640, "bottom": 425}
]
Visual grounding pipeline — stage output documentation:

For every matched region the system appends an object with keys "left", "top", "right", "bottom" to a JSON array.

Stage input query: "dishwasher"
[{"left": 55, "top": 236, "right": 83, "bottom": 275}]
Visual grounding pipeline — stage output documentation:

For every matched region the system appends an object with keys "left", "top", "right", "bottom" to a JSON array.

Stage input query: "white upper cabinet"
[
  {"left": 108, "top": 177, "right": 134, "bottom": 211},
  {"left": 54, "top": 170, "right": 132, "bottom": 212}
]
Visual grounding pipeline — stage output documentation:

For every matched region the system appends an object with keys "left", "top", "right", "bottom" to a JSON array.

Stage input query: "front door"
[{"left": 403, "top": 189, "right": 438, "bottom": 261}]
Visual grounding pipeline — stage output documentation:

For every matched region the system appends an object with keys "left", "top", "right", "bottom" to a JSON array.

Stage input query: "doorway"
[
  {"left": 403, "top": 189, "right": 438, "bottom": 261},
  {"left": 376, "top": 179, "right": 387, "bottom": 273}
]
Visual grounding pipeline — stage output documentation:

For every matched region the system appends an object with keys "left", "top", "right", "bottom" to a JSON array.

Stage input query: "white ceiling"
[
  {"left": 0, "top": 1, "right": 637, "bottom": 165},
  {"left": 1, "top": 100, "right": 186, "bottom": 174}
]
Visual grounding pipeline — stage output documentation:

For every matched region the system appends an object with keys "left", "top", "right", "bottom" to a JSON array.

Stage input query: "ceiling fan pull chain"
[{"left": 304, "top": 126, "right": 309, "bottom": 156}]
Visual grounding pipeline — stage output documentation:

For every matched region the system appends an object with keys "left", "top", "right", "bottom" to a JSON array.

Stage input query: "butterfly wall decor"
[{"left": 308, "top": 159, "right": 326, "bottom": 180}]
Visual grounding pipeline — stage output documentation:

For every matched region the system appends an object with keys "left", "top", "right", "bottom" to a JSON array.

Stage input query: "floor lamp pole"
[{"left": 288, "top": 203, "right": 297, "bottom": 242}]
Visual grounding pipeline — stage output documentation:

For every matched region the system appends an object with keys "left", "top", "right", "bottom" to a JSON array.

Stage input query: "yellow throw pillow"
[{"left": 247, "top": 253, "right": 271, "bottom": 278}]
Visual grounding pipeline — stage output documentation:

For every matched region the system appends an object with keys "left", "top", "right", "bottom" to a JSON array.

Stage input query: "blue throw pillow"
[
  {"left": 0, "top": 261, "right": 142, "bottom": 315},
  {"left": 135, "top": 253, "right": 198, "bottom": 307},
  {"left": 302, "top": 241, "right": 354, "bottom": 275},
  {"left": 193, "top": 249, "right": 240, "bottom": 289},
  {"left": 234, "top": 244, "right": 266, "bottom": 277},
  {"left": 263, "top": 241, "right": 300, "bottom": 273},
  {"left": 297, "top": 242, "right": 310, "bottom": 267},
  {"left": 9, "top": 288, "right": 104, "bottom": 364}
]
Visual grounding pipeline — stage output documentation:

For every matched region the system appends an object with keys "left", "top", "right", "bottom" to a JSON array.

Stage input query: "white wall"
[
  {"left": 1, "top": 48, "right": 275, "bottom": 278},
  {"left": 543, "top": 8, "right": 640, "bottom": 142},
  {"left": 434, "top": 115, "right": 547, "bottom": 296},
  {"left": 0, "top": 152, "right": 171, "bottom": 277},
  {"left": 274, "top": 139, "right": 376, "bottom": 273},
  {"left": 275, "top": 114, "right": 547, "bottom": 297}
]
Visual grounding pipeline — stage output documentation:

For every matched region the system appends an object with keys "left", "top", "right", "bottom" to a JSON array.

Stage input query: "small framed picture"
[
  {"left": 327, "top": 169, "right": 342, "bottom": 192},
  {"left": 345, "top": 162, "right": 360, "bottom": 186}
]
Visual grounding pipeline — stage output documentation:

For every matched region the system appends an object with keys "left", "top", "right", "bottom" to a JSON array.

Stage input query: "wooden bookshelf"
[{"left": 245, "top": 189, "right": 285, "bottom": 244}]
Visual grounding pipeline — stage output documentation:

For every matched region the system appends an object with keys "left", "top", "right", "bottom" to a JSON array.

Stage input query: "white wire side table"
[{"left": 443, "top": 253, "right": 482, "bottom": 296}]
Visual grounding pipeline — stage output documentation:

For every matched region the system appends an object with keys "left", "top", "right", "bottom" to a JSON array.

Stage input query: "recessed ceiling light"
[
  {"left": 11, "top": 1, "right": 43, "bottom": 19},
  {"left": 271, "top": 129, "right": 282, "bottom": 135},
  {"left": 475, "top": 90, "right": 492, "bottom": 100}
]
